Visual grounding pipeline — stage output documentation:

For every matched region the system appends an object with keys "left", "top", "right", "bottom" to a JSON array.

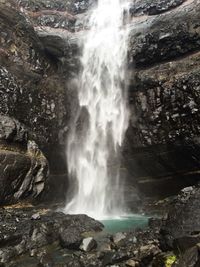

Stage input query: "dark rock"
[
  {"left": 0, "top": 208, "right": 103, "bottom": 263},
  {"left": 102, "top": 250, "right": 130, "bottom": 266},
  {"left": 173, "top": 246, "right": 199, "bottom": 267},
  {"left": 59, "top": 214, "right": 103, "bottom": 250},
  {"left": 19, "top": 0, "right": 95, "bottom": 15},
  {"left": 0, "top": 0, "right": 71, "bottom": 201},
  {"left": 125, "top": 2, "right": 200, "bottom": 200},
  {"left": 173, "top": 235, "right": 200, "bottom": 253},
  {"left": 161, "top": 187, "right": 200, "bottom": 252},
  {"left": 35, "top": 27, "right": 81, "bottom": 74},
  {"left": 112, "top": 232, "right": 127, "bottom": 245},
  {"left": 0, "top": 116, "right": 48, "bottom": 204},
  {"left": 139, "top": 244, "right": 161, "bottom": 264},
  {"left": 128, "top": 1, "right": 200, "bottom": 68},
  {"left": 130, "top": 0, "right": 185, "bottom": 16},
  {"left": 38, "top": 252, "right": 55, "bottom": 267},
  {"left": 148, "top": 218, "right": 164, "bottom": 229},
  {"left": 59, "top": 227, "right": 83, "bottom": 249},
  {"left": 0, "top": 115, "right": 28, "bottom": 144},
  {"left": 125, "top": 48, "right": 200, "bottom": 197}
]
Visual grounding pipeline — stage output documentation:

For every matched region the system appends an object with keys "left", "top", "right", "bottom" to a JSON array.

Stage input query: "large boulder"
[
  {"left": 0, "top": 115, "right": 48, "bottom": 204},
  {"left": 162, "top": 187, "right": 200, "bottom": 237}
]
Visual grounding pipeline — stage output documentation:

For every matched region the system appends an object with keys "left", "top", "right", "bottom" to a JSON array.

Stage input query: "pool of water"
[{"left": 101, "top": 214, "right": 149, "bottom": 233}]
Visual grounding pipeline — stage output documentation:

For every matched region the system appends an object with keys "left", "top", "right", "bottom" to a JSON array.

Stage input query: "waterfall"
[{"left": 64, "top": 0, "right": 130, "bottom": 219}]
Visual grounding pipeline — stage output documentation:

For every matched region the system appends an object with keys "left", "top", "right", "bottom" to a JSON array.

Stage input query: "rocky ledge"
[{"left": 1, "top": 186, "right": 200, "bottom": 266}]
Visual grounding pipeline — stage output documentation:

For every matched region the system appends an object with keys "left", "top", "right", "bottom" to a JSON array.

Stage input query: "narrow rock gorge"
[{"left": 1, "top": 0, "right": 200, "bottom": 266}]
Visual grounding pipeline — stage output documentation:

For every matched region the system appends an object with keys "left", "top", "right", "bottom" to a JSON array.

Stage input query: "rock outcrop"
[
  {"left": 0, "top": 0, "right": 71, "bottom": 202},
  {"left": 0, "top": 206, "right": 103, "bottom": 264},
  {"left": 124, "top": 0, "right": 200, "bottom": 197},
  {"left": 0, "top": 115, "right": 48, "bottom": 204}
]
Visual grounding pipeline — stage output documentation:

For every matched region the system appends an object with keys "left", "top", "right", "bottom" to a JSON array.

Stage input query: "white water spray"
[{"left": 64, "top": 0, "right": 130, "bottom": 219}]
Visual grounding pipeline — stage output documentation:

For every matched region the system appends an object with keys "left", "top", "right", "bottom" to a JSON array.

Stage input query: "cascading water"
[{"left": 64, "top": 0, "right": 130, "bottom": 219}]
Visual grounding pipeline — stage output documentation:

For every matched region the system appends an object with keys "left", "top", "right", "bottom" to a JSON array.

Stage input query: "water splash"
[{"left": 64, "top": 0, "right": 130, "bottom": 220}]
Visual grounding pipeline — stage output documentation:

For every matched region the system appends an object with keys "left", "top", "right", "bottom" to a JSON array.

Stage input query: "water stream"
[{"left": 64, "top": 0, "right": 130, "bottom": 219}]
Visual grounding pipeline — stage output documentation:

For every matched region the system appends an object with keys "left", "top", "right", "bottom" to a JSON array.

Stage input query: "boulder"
[
  {"left": 0, "top": 115, "right": 28, "bottom": 143},
  {"left": 59, "top": 227, "right": 83, "bottom": 249},
  {"left": 0, "top": 115, "right": 48, "bottom": 204},
  {"left": 79, "top": 237, "right": 97, "bottom": 252},
  {"left": 112, "top": 232, "right": 127, "bottom": 245},
  {"left": 139, "top": 244, "right": 161, "bottom": 264},
  {"left": 0, "top": 208, "right": 103, "bottom": 263},
  {"left": 173, "top": 246, "right": 200, "bottom": 267},
  {"left": 161, "top": 187, "right": 200, "bottom": 251}
]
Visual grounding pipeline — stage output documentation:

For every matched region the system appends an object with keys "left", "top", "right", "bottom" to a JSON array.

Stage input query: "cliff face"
[
  {"left": 0, "top": 0, "right": 70, "bottom": 202},
  {"left": 125, "top": 0, "right": 200, "bottom": 197},
  {"left": 0, "top": 0, "right": 200, "bottom": 203}
]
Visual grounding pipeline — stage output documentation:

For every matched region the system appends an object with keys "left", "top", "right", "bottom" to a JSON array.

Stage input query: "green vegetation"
[{"left": 165, "top": 255, "right": 177, "bottom": 267}]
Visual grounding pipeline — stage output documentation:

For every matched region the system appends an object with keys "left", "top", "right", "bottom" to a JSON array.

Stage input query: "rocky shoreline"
[{"left": 0, "top": 185, "right": 200, "bottom": 266}]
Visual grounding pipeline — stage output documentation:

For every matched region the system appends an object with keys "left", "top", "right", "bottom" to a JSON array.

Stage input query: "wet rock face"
[
  {"left": 0, "top": 115, "right": 48, "bottom": 204},
  {"left": 128, "top": 52, "right": 200, "bottom": 147},
  {"left": 0, "top": 2, "right": 68, "bottom": 148},
  {"left": 123, "top": 0, "right": 200, "bottom": 197},
  {"left": 128, "top": 1, "right": 200, "bottom": 68},
  {"left": 130, "top": 0, "right": 185, "bottom": 16},
  {"left": 18, "top": 0, "right": 95, "bottom": 32},
  {"left": 19, "top": 0, "right": 94, "bottom": 15},
  {"left": 0, "top": 0, "right": 71, "bottom": 202}
]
